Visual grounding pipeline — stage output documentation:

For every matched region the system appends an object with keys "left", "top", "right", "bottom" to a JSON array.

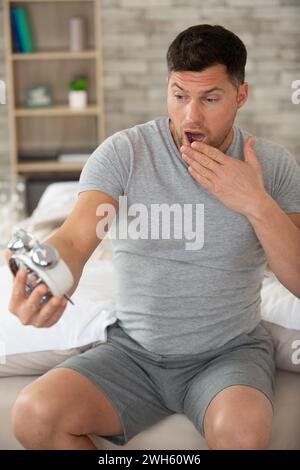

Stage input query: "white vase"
[
  {"left": 69, "top": 17, "right": 86, "bottom": 52},
  {"left": 68, "top": 90, "right": 87, "bottom": 109}
]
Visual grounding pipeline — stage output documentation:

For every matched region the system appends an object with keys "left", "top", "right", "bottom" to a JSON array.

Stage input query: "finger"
[
  {"left": 244, "top": 135, "right": 256, "bottom": 157},
  {"left": 188, "top": 165, "right": 213, "bottom": 191},
  {"left": 25, "top": 283, "right": 50, "bottom": 316},
  {"left": 33, "top": 296, "right": 68, "bottom": 328},
  {"left": 182, "top": 151, "right": 216, "bottom": 179},
  {"left": 190, "top": 141, "right": 226, "bottom": 164},
  {"left": 11, "top": 283, "right": 49, "bottom": 325},
  {"left": 37, "top": 302, "right": 68, "bottom": 328},
  {"left": 244, "top": 136, "right": 258, "bottom": 161},
  {"left": 4, "top": 249, "right": 12, "bottom": 264},
  {"left": 182, "top": 149, "right": 220, "bottom": 175},
  {"left": 10, "top": 267, "right": 28, "bottom": 308}
]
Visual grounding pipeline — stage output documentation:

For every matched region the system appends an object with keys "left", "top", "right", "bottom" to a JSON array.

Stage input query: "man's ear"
[{"left": 237, "top": 82, "right": 248, "bottom": 109}]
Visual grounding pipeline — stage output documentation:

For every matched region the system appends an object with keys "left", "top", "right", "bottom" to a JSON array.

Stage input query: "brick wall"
[{"left": 0, "top": 0, "right": 299, "bottom": 171}]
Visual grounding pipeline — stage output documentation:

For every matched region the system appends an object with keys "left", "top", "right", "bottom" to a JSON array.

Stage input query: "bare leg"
[
  {"left": 203, "top": 385, "right": 273, "bottom": 450},
  {"left": 12, "top": 368, "right": 123, "bottom": 449}
]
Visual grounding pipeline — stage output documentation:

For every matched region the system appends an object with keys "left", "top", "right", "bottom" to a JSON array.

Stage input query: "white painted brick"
[
  {"left": 123, "top": 74, "right": 166, "bottom": 88},
  {"left": 103, "top": 75, "right": 122, "bottom": 90},
  {"left": 279, "top": 49, "right": 300, "bottom": 62},
  {"left": 122, "top": 89, "right": 147, "bottom": 102},
  {"left": 102, "top": 8, "right": 139, "bottom": 21},
  {"left": 174, "top": 0, "right": 226, "bottom": 5},
  {"left": 123, "top": 97, "right": 166, "bottom": 115},
  {"left": 101, "top": 0, "right": 121, "bottom": 7},
  {"left": 198, "top": 7, "right": 241, "bottom": 19},
  {"left": 252, "top": 48, "right": 279, "bottom": 59},
  {"left": 261, "top": 19, "right": 300, "bottom": 34},
  {"left": 255, "top": 61, "right": 284, "bottom": 73},
  {"left": 103, "top": 34, "right": 147, "bottom": 49},
  {"left": 252, "top": 6, "right": 300, "bottom": 19},
  {"left": 147, "top": 7, "right": 206, "bottom": 21},
  {"left": 252, "top": 86, "right": 290, "bottom": 101},
  {"left": 106, "top": 113, "right": 150, "bottom": 136},
  {"left": 227, "top": 0, "right": 280, "bottom": 6},
  {"left": 121, "top": 0, "right": 173, "bottom": 6},
  {"left": 108, "top": 59, "right": 148, "bottom": 74},
  {"left": 254, "top": 33, "right": 300, "bottom": 47},
  {"left": 280, "top": 0, "right": 300, "bottom": 5},
  {"left": 280, "top": 71, "right": 300, "bottom": 86},
  {"left": 147, "top": 89, "right": 167, "bottom": 101},
  {"left": 148, "top": 60, "right": 166, "bottom": 75},
  {"left": 246, "top": 99, "right": 280, "bottom": 113}
]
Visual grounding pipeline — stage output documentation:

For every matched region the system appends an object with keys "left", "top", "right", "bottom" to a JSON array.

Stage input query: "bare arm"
[
  {"left": 8, "top": 190, "right": 118, "bottom": 327},
  {"left": 247, "top": 200, "right": 300, "bottom": 298},
  {"left": 45, "top": 190, "right": 118, "bottom": 295}
]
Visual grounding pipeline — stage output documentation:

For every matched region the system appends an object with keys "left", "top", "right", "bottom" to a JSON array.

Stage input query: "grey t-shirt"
[{"left": 79, "top": 117, "right": 300, "bottom": 355}]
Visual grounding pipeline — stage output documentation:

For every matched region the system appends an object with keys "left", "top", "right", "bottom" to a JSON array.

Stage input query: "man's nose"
[{"left": 185, "top": 101, "right": 203, "bottom": 123}]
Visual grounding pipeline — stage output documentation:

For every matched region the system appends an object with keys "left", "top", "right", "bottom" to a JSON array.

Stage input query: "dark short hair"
[{"left": 166, "top": 24, "right": 247, "bottom": 86}]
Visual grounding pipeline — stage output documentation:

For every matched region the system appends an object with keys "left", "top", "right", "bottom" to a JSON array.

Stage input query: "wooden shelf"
[
  {"left": 4, "top": 0, "right": 105, "bottom": 187},
  {"left": 14, "top": 105, "right": 101, "bottom": 117},
  {"left": 12, "top": 50, "right": 97, "bottom": 61},
  {"left": 17, "top": 161, "right": 86, "bottom": 173}
]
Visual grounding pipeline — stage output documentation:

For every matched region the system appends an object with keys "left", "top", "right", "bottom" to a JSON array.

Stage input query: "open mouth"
[{"left": 186, "top": 132, "right": 206, "bottom": 144}]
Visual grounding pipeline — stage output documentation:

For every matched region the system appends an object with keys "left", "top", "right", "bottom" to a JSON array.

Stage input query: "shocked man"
[{"left": 9, "top": 25, "right": 300, "bottom": 450}]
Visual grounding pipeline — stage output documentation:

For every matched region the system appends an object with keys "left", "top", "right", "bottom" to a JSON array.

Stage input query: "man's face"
[{"left": 167, "top": 64, "right": 248, "bottom": 152}]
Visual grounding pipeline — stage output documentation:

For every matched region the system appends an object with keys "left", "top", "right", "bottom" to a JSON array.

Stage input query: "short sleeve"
[
  {"left": 272, "top": 150, "right": 300, "bottom": 214},
  {"left": 78, "top": 133, "right": 131, "bottom": 201}
]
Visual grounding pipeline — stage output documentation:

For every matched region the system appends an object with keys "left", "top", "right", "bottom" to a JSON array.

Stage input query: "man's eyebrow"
[
  {"left": 171, "top": 83, "right": 225, "bottom": 94},
  {"left": 171, "top": 82, "right": 186, "bottom": 91},
  {"left": 202, "top": 87, "right": 225, "bottom": 94}
]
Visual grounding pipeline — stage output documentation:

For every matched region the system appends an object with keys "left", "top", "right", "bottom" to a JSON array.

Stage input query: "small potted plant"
[{"left": 68, "top": 77, "right": 88, "bottom": 109}]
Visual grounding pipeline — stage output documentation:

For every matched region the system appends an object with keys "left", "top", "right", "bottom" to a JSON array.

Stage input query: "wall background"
[{"left": 0, "top": 0, "right": 299, "bottom": 173}]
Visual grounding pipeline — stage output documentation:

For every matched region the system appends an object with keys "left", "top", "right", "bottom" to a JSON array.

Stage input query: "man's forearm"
[
  {"left": 246, "top": 193, "right": 300, "bottom": 298},
  {"left": 46, "top": 230, "right": 85, "bottom": 297}
]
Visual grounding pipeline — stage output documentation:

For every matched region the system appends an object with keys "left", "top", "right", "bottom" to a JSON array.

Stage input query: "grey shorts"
[{"left": 56, "top": 322, "right": 275, "bottom": 446}]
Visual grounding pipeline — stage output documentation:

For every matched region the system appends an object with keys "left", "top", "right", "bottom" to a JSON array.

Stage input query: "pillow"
[
  {"left": 261, "top": 272, "right": 300, "bottom": 373},
  {"left": 0, "top": 259, "right": 118, "bottom": 376},
  {"left": 16, "top": 181, "right": 79, "bottom": 241},
  {"left": 16, "top": 181, "right": 113, "bottom": 259}
]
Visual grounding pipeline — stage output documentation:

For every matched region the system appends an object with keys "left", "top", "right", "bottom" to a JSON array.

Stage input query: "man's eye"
[
  {"left": 205, "top": 97, "right": 218, "bottom": 103},
  {"left": 174, "top": 94, "right": 185, "bottom": 101}
]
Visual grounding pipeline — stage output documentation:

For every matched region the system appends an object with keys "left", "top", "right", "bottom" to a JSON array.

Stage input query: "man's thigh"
[
  {"left": 14, "top": 366, "right": 124, "bottom": 437},
  {"left": 55, "top": 339, "right": 172, "bottom": 445},
  {"left": 183, "top": 323, "right": 275, "bottom": 438}
]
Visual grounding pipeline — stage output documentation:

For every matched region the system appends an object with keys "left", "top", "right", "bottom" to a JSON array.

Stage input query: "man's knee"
[
  {"left": 12, "top": 385, "right": 59, "bottom": 449},
  {"left": 204, "top": 409, "right": 272, "bottom": 450}
]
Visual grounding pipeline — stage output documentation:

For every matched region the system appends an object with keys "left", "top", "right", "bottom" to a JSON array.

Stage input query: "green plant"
[{"left": 68, "top": 77, "right": 88, "bottom": 91}]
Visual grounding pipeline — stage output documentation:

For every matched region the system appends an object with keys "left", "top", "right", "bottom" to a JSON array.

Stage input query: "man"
[{"left": 9, "top": 25, "right": 300, "bottom": 449}]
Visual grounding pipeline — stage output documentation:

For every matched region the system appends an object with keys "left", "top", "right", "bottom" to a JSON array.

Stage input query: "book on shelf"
[
  {"left": 10, "top": 7, "right": 35, "bottom": 53},
  {"left": 10, "top": 8, "right": 22, "bottom": 53}
]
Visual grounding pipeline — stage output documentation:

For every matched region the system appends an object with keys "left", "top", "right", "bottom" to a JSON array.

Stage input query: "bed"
[{"left": 0, "top": 182, "right": 300, "bottom": 450}]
